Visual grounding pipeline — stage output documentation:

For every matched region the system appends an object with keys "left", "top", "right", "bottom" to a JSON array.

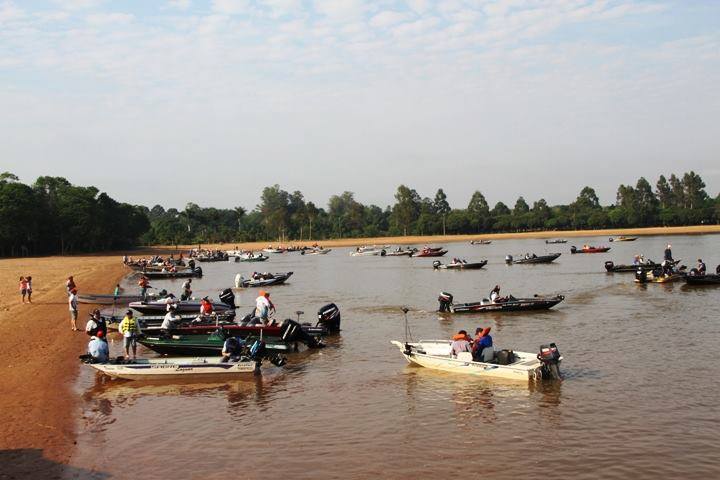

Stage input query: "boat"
[
  {"left": 234, "top": 272, "right": 293, "bottom": 288},
  {"left": 236, "top": 252, "right": 269, "bottom": 262},
  {"left": 350, "top": 248, "right": 384, "bottom": 256},
  {"left": 545, "top": 239, "right": 567, "bottom": 244},
  {"left": 470, "top": 240, "right": 492, "bottom": 245},
  {"left": 609, "top": 236, "right": 638, "bottom": 242},
  {"left": 432, "top": 260, "right": 487, "bottom": 270},
  {"left": 685, "top": 274, "right": 720, "bottom": 285},
  {"left": 103, "top": 311, "right": 237, "bottom": 329},
  {"left": 301, "top": 248, "right": 331, "bottom": 255},
  {"left": 194, "top": 253, "right": 228, "bottom": 262},
  {"left": 78, "top": 293, "right": 158, "bottom": 306},
  {"left": 128, "top": 289, "right": 236, "bottom": 315},
  {"left": 604, "top": 260, "right": 660, "bottom": 273},
  {"left": 413, "top": 247, "right": 448, "bottom": 258},
  {"left": 570, "top": 245, "right": 611, "bottom": 254},
  {"left": 437, "top": 292, "right": 564, "bottom": 313},
  {"left": 505, "top": 253, "right": 561, "bottom": 264},
  {"left": 390, "top": 340, "right": 562, "bottom": 381},
  {"left": 634, "top": 266, "right": 687, "bottom": 284},
  {"left": 142, "top": 267, "right": 203, "bottom": 279},
  {"left": 262, "top": 247, "right": 286, "bottom": 254},
  {"left": 86, "top": 357, "right": 268, "bottom": 380}
]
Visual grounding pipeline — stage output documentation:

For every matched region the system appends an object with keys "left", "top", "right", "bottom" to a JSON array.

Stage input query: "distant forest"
[{"left": 1, "top": 170, "right": 718, "bottom": 256}]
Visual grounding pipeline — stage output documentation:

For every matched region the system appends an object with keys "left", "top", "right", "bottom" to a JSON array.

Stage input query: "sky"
[{"left": 1, "top": 0, "right": 719, "bottom": 211}]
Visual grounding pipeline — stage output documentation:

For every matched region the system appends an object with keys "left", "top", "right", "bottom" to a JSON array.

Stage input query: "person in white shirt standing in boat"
[
  {"left": 161, "top": 305, "right": 181, "bottom": 332},
  {"left": 255, "top": 290, "right": 275, "bottom": 325}
]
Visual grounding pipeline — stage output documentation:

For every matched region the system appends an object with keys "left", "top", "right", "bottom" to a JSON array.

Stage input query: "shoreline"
[
  {"left": 148, "top": 225, "right": 720, "bottom": 252},
  {"left": 0, "top": 254, "right": 128, "bottom": 477}
]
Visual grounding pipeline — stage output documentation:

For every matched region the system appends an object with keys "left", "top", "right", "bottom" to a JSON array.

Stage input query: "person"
[
  {"left": 697, "top": 259, "right": 707, "bottom": 275},
  {"left": 164, "top": 293, "right": 178, "bottom": 311},
  {"left": 19, "top": 276, "right": 28, "bottom": 304},
  {"left": 200, "top": 296, "right": 213, "bottom": 315},
  {"left": 113, "top": 284, "right": 122, "bottom": 297},
  {"left": 118, "top": 310, "right": 142, "bottom": 360},
  {"left": 87, "top": 331, "right": 109, "bottom": 363},
  {"left": 181, "top": 279, "right": 192, "bottom": 301},
  {"left": 489, "top": 285, "right": 501, "bottom": 303},
  {"left": 254, "top": 290, "right": 275, "bottom": 325},
  {"left": 138, "top": 275, "right": 150, "bottom": 300},
  {"left": 664, "top": 244, "right": 673, "bottom": 262},
  {"left": 69, "top": 288, "right": 79, "bottom": 331},
  {"left": 221, "top": 336, "right": 245, "bottom": 362},
  {"left": 633, "top": 255, "right": 641, "bottom": 266},
  {"left": 66, "top": 276, "right": 76, "bottom": 296},
  {"left": 450, "top": 330, "right": 472, "bottom": 357},
  {"left": 161, "top": 306, "right": 181, "bottom": 331},
  {"left": 473, "top": 327, "right": 494, "bottom": 362},
  {"left": 716, "top": 264, "right": 720, "bottom": 275},
  {"left": 85, "top": 309, "right": 108, "bottom": 338}
]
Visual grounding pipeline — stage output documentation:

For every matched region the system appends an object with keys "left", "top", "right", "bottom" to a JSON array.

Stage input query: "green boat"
[{"left": 139, "top": 330, "right": 311, "bottom": 356}]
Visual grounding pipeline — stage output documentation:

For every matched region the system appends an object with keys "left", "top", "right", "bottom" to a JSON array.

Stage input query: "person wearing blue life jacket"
[{"left": 473, "top": 327, "right": 494, "bottom": 362}]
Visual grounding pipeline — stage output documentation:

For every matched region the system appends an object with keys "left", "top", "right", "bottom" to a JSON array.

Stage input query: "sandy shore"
[
  {"left": 159, "top": 224, "right": 720, "bottom": 252},
  {"left": 0, "top": 253, "right": 127, "bottom": 477}
]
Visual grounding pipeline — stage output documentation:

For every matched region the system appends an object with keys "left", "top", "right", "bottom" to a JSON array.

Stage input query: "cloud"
[
  {"left": 313, "top": 0, "right": 367, "bottom": 21},
  {"left": 85, "top": 12, "right": 134, "bottom": 25},
  {"left": 166, "top": 0, "right": 191, "bottom": 10},
  {"left": 51, "top": 0, "right": 104, "bottom": 10},
  {"left": 211, "top": 0, "right": 249, "bottom": 15},
  {"left": 369, "top": 10, "right": 410, "bottom": 28}
]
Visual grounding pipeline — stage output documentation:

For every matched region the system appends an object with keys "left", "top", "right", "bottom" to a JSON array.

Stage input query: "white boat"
[
  {"left": 390, "top": 340, "right": 562, "bottom": 381},
  {"left": 262, "top": 247, "right": 285, "bottom": 254},
  {"left": 88, "top": 357, "right": 264, "bottom": 380},
  {"left": 350, "top": 247, "right": 385, "bottom": 256},
  {"left": 235, "top": 252, "right": 269, "bottom": 262},
  {"left": 302, "top": 248, "right": 331, "bottom": 255}
]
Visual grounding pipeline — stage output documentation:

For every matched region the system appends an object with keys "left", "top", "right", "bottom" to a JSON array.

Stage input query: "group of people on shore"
[
  {"left": 18, "top": 276, "right": 33, "bottom": 303},
  {"left": 450, "top": 328, "right": 494, "bottom": 362}
]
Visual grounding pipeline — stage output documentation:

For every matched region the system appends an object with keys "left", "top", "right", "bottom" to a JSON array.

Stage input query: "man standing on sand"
[
  {"left": 69, "top": 288, "right": 79, "bottom": 331},
  {"left": 66, "top": 276, "right": 76, "bottom": 296}
]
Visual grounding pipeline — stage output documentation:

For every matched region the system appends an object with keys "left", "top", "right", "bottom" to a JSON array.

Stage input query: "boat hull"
[
  {"left": 449, "top": 296, "right": 564, "bottom": 313},
  {"left": 434, "top": 260, "right": 488, "bottom": 270},
  {"left": 238, "top": 272, "right": 293, "bottom": 288},
  {"left": 509, "top": 253, "right": 561, "bottom": 264},
  {"left": 685, "top": 274, "right": 720, "bottom": 285},
  {"left": 89, "top": 358, "right": 260, "bottom": 380}
]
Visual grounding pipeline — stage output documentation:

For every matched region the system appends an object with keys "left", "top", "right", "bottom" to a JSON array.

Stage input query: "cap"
[
  {"left": 258, "top": 290, "right": 265, "bottom": 296},
  {"left": 126, "top": 309, "right": 133, "bottom": 315},
  {"left": 97, "top": 331, "right": 104, "bottom": 338}
]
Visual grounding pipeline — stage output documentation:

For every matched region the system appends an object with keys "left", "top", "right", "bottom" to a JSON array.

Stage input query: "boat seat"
[
  {"left": 457, "top": 352, "right": 473, "bottom": 362},
  {"left": 481, "top": 348, "right": 495, "bottom": 363}
]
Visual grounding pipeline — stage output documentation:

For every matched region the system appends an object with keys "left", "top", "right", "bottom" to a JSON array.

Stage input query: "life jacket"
[
  {"left": 200, "top": 300, "right": 213, "bottom": 314},
  {"left": 452, "top": 333, "right": 471, "bottom": 342},
  {"left": 120, "top": 316, "right": 139, "bottom": 334}
]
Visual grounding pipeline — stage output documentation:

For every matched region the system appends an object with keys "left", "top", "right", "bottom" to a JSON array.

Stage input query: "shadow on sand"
[{"left": 0, "top": 448, "right": 110, "bottom": 479}]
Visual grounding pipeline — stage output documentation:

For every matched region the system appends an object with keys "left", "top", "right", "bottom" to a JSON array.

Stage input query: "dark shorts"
[
  {"left": 20, "top": 289, "right": 27, "bottom": 295},
  {"left": 123, "top": 336, "right": 138, "bottom": 349}
]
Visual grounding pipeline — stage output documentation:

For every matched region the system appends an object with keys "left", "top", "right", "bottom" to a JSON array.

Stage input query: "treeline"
[
  {"left": 0, "top": 173, "right": 149, "bottom": 256},
  {"left": 2, "top": 171, "right": 718, "bottom": 255},
  {"left": 143, "top": 171, "right": 719, "bottom": 245}
]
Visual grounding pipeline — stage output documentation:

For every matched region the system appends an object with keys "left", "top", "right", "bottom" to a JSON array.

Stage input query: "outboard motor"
[
  {"left": 188, "top": 259, "right": 196, "bottom": 269},
  {"left": 317, "top": 303, "right": 341, "bottom": 332},
  {"left": 635, "top": 268, "right": 648, "bottom": 283},
  {"left": 505, "top": 255, "right": 513, "bottom": 264},
  {"left": 438, "top": 292, "right": 453, "bottom": 312},
  {"left": 380, "top": 249, "right": 387, "bottom": 257},
  {"left": 432, "top": 260, "right": 442, "bottom": 269},
  {"left": 219, "top": 288, "right": 236, "bottom": 309},
  {"left": 604, "top": 261, "right": 614, "bottom": 272},
  {"left": 570, "top": 246, "right": 577, "bottom": 254},
  {"left": 538, "top": 343, "right": 562, "bottom": 379},
  {"left": 194, "top": 266, "right": 203, "bottom": 277},
  {"left": 280, "top": 319, "right": 322, "bottom": 349}
]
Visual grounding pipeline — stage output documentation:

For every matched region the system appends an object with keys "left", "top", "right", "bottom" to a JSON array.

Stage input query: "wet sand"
[
  {"left": 165, "top": 225, "right": 720, "bottom": 251},
  {"left": 0, "top": 254, "right": 126, "bottom": 477}
]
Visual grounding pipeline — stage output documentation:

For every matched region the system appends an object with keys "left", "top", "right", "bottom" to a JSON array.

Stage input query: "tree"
[
  {"left": 513, "top": 196, "right": 530, "bottom": 215},
  {"left": 682, "top": 171, "right": 708, "bottom": 209},
  {"left": 656, "top": 175, "right": 672, "bottom": 208},
  {"left": 467, "top": 191, "right": 490, "bottom": 232},
  {"left": 258, "top": 185, "right": 290, "bottom": 241},
  {"left": 433, "top": 188, "right": 450, "bottom": 235},
  {"left": 391, "top": 185, "right": 421, "bottom": 236}
]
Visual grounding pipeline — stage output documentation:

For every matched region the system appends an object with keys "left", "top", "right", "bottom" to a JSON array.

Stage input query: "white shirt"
[
  {"left": 490, "top": 291, "right": 499, "bottom": 303},
  {"left": 255, "top": 295, "right": 270, "bottom": 310},
  {"left": 69, "top": 293, "right": 78, "bottom": 311},
  {"left": 161, "top": 312, "right": 180, "bottom": 330}
]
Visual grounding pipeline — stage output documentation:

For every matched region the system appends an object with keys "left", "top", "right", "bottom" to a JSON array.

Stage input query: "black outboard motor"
[
  {"left": 194, "top": 266, "right": 203, "bottom": 277},
  {"left": 538, "top": 343, "right": 562, "bottom": 380},
  {"left": 438, "top": 292, "right": 453, "bottom": 312},
  {"left": 317, "top": 303, "right": 341, "bottom": 332},
  {"left": 635, "top": 268, "right": 648, "bottom": 283},
  {"left": 432, "top": 260, "right": 442, "bottom": 269},
  {"left": 570, "top": 246, "right": 577, "bottom": 254},
  {"left": 505, "top": 255, "right": 513, "bottom": 264},
  {"left": 604, "top": 260, "right": 614, "bottom": 272},
  {"left": 280, "top": 319, "right": 322, "bottom": 349},
  {"left": 188, "top": 258, "right": 196, "bottom": 269},
  {"left": 219, "top": 288, "right": 236, "bottom": 309}
]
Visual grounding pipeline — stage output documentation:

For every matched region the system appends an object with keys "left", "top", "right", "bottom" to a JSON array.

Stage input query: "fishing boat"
[
  {"left": 505, "top": 253, "right": 561, "bottom": 265},
  {"left": 87, "top": 357, "right": 268, "bottom": 380},
  {"left": 236, "top": 252, "right": 269, "bottom": 262},
  {"left": 570, "top": 245, "right": 611, "bottom": 254},
  {"left": 384, "top": 248, "right": 416, "bottom": 257},
  {"left": 301, "top": 248, "right": 331, "bottom": 255},
  {"left": 634, "top": 267, "right": 687, "bottom": 284},
  {"left": 194, "top": 253, "right": 228, "bottom": 262},
  {"left": 142, "top": 267, "right": 203, "bottom": 279},
  {"left": 129, "top": 289, "right": 236, "bottom": 315},
  {"left": 104, "top": 312, "right": 237, "bottom": 330},
  {"left": 78, "top": 293, "right": 158, "bottom": 306},
  {"left": 262, "top": 247, "right": 285, "bottom": 254},
  {"left": 470, "top": 240, "right": 492, "bottom": 245},
  {"left": 390, "top": 340, "right": 562, "bottom": 381},
  {"left": 685, "top": 274, "right": 720, "bottom": 285},
  {"left": 604, "top": 260, "right": 661, "bottom": 273},
  {"left": 414, "top": 247, "right": 448, "bottom": 258},
  {"left": 609, "top": 236, "right": 638, "bottom": 242},
  {"left": 350, "top": 248, "right": 384, "bottom": 256},
  {"left": 545, "top": 239, "right": 567, "bottom": 244},
  {"left": 234, "top": 272, "right": 293, "bottom": 288},
  {"left": 437, "top": 292, "right": 564, "bottom": 313},
  {"left": 432, "top": 260, "right": 487, "bottom": 270}
]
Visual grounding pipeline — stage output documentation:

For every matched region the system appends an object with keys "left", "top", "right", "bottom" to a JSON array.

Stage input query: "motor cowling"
[
  {"left": 317, "top": 303, "right": 341, "bottom": 332},
  {"left": 538, "top": 343, "right": 561, "bottom": 380},
  {"left": 570, "top": 246, "right": 577, "bottom": 254},
  {"left": 194, "top": 266, "right": 203, "bottom": 277},
  {"left": 219, "top": 288, "right": 236, "bottom": 309},
  {"left": 505, "top": 255, "right": 513, "bottom": 264},
  {"left": 635, "top": 269, "right": 648, "bottom": 283},
  {"left": 280, "top": 319, "right": 322, "bottom": 349},
  {"left": 432, "top": 260, "right": 441, "bottom": 269},
  {"left": 604, "top": 261, "right": 614, "bottom": 271},
  {"left": 438, "top": 292, "right": 453, "bottom": 312}
]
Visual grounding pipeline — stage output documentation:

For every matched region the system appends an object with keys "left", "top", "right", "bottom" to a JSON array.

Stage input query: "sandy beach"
[
  {"left": 165, "top": 224, "right": 720, "bottom": 252},
  {"left": 0, "top": 254, "right": 126, "bottom": 478}
]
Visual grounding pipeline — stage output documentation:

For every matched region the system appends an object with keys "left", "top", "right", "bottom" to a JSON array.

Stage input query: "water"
[{"left": 73, "top": 235, "right": 720, "bottom": 479}]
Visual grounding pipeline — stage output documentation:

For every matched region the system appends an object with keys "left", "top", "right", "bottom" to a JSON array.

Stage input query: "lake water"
[{"left": 72, "top": 235, "right": 720, "bottom": 479}]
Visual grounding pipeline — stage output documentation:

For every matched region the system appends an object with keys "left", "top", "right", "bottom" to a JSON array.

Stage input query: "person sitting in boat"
[
  {"left": 633, "top": 255, "right": 641, "bottom": 266},
  {"left": 490, "top": 285, "right": 501, "bottom": 303},
  {"left": 450, "top": 330, "right": 472, "bottom": 358},
  {"left": 161, "top": 306, "right": 182, "bottom": 332},
  {"left": 85, "top": 309, "right": 108, "bottom": 338},
  {"left": 472, "top": 327, "right": 494, "bottom": 362},
  {"left": 221, "top": 337, "right": 245, "bottom": 363},
  {"left": 181, "top": 279, "right": 192, "bottom": 301},
  {"left": 87, "top": 331, "right": 109, "bottom": 364},
  {"left": 200, "top": 297, "right": 213, "bottom": 315},
  {"left": 697, "top": 259, "right": 707, "bottom": 275}
]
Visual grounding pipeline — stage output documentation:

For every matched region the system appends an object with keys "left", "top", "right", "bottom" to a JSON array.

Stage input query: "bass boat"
[
  {"left": 384, "top": 248, "right": 416, "bottom": 257},
  {"left": 545, "top": 239, "right": 567, "bottom": 244},
  {"left": 432, "top": 260, "right": 487, "bottom": 270},
  {"left": 605, "top": 260, "right": 660, "bottom": 273},
  {"left": 685, "top": 273, "right": 720, "bottom": 285},
  {"left": 414, "top": 247, "right": 448, "bottom": 258},
  {"left": 234, "top": 272, "right": 293, "bottom": 288},
  {"left": 609, "top": 236, "right": 638, "bottom": 242},
  {"left": 142, "top": 267, "right": 203, "bottom": 279},
  {"left": 470, "top": 240, "right": 492, "bottom": 245},
  {"left": 129, "top": 289, "right": 236, "bottom": 315},
  {"left": 78, "top": 293, "right": 162, "bottom": 306},
  {"left": 236, "top": 252, "right": 269, "bottom": 262},
  {"left": 571, "top": 245, "right": 611, "bottom": 254},
  {"left": 505, "top": 253, "right": 561, "bottom": 265},
  {"left": 301, "top": 248, "right": 331, "bottom": 255},
  {"left": 634, "top": 267, "right": 687, "bottom": 284},
  {"left": 390, "top": 340, "right": 562, "bottom": 381},
  {"left": 437, "top": 292, "right": 564, "bottom": 313}
]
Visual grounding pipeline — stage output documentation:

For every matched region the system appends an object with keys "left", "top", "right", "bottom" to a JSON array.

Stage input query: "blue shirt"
[
  {"left": 88, "top": 338, "right": 109, "bottom": 363},
  {"left": 478, "top": 335, "right": 493, "bottom": 349}
]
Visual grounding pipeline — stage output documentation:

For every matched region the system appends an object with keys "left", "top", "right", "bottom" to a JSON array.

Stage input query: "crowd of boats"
[{"left": 80, "top": 238, "right": 718, "bottom": 383}]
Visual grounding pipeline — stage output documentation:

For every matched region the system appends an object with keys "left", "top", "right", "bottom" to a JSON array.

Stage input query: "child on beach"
[
  {"left": 19, "top": 277, "right": 28, "bottom": 303},
  {"left": 25, "top": 276, "right": 32, "bottom": 303}
]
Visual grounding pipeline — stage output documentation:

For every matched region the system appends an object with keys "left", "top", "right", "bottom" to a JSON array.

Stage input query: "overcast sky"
[{"left": 1, "top": 0, "right": 719, "bottom": 211}]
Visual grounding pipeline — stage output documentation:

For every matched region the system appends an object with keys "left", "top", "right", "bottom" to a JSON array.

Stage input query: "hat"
[
  {"left": 126, "top": 309, "right": 133, "bottom": 315},
  {"left": 97, "top": 331, "right": 104, "bottom": 338},
  {"left": 264, "top": 292, "right": 270, "bottom": 298},
  {"left": 258, "top": 290, "right": 265, "bottom": 296}
]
